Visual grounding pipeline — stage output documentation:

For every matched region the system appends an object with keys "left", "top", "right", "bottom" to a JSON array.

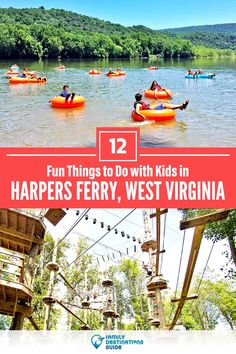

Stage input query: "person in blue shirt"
[{"left": 60, "top": 85, "right": 75, "bottom": 101}]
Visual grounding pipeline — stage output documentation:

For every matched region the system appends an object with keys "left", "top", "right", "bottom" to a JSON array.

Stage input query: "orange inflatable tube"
[
  {"left": 144, "top": 89, "right": 172, "bottom": 99},
  {"left": 132, "top": 109, "right": 176, "bottom": 122},
  {"left": 106, "top": 71, "right": 126, "bottom": 77},
  {"left": 88, "top": 69, "right": 102, "bottom": 75},
  {"left": 50, "top": 95, "right": 85, "bottom": 109},
  {"left": 147, "top": 67, "right": 158, "bottom": 70},
  {"left": 6, "top": 70, "right": 19, "bottom": 75},
  {"left": 9, "top": 77, "right": 47, "bottom": 84}
]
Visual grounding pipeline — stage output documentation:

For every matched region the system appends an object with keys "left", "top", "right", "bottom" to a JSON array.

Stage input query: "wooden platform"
[
  {"left": 0, "top": 279, "right": 32, "bottom": 316},
  {"left": 44, "top": 208, "right": 66, "bottom": 226},
  {"left": 0, "top": 248, "right": 32, "bottom": 316},
  {"left": 0, "top": 209, "right": 46, "bottom": 254}
]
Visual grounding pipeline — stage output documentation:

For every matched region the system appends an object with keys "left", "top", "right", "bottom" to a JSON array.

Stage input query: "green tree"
[
  {"left": 180, "top": 209, "right": 236, "bottom": 273},
  {"left": 23, "top": 233, "right": 69, "bottom": 329},
  {"left": 165, "top": 273, "right": 236, "bottom": 330},
  {"left": 110, "top": 259, "right": 150, "bottom": 330},
  {"left": 0, "top": 315, "right": 11, "bottom": 330}
]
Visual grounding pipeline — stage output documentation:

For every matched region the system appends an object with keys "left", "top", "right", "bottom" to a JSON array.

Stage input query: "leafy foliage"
[
  {"left": 23, "top": 233, "right": 69, "bottom": 330},
  {"left": 0, "top": 315, "right": 11, "bottom": 329},
  {"left": 0, "top": 7, "right": 234, "bottom": 59},
  {"left": 110, "top": 259, "right": 150, "bottom": 330},
  {"left": 179, "top": 209, "right": 236, "bottom": 276},
  {"left": 163, "top": 23, "right": 236, "bottom": 34}
]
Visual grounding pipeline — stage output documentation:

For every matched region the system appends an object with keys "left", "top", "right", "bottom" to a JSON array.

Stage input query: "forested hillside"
[
  {"left": 163, "top": 23, "right": 236, "bottom": 51},
  {"left": 0, "top": 7, "right": 235, "bottom": 59},
  {"left": 181, "top": 32, "right": 236, "bottom": 51},
  {"left": 163, "top": 23, "right": 236, "bottom": 33}
]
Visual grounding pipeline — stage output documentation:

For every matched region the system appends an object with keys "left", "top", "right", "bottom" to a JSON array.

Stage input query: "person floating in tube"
[
  {"left": 149, "top": 80, "right": 172, "bottom": 98},
  {"left": 60, "top": 85, "right": 75, "bottom": 101},
  {"left": 134, "top": 93, "right": 189, "bottom": 121}
]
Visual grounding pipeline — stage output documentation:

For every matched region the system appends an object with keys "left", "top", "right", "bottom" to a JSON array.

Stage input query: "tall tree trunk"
[{"left": 227, "top": 234, "right": 236, "bottom": 268}]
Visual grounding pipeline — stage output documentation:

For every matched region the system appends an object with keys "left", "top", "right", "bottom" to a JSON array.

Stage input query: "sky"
[{"left": 1, "top": 0, "right": 236, "bottom": 29}]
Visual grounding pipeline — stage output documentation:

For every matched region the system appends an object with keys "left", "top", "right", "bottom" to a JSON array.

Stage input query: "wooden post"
[
  {"left": 155, "top": 288, "right": 165, "bottom": 329},
  {"left": 169, "top": 225, "right": 205, "bottom": 329},
  {"left": 155, "top": 208, "right": 161, "bottom": 276},
  {"left": 44, "top": 237, "right": 58, "bottom": 330},
  {"left": 107, "top": 317, "right": 113, "bottom": 330},
  {"left": 152, "top": 209, "right": 168, "bottom": 330},
  {"left": 10, "top": 312, "right": 25, "bottom": 330},
  {"left": 114, "top": 289, "right": 118, "bottom": 330},
  {"left": 24, "top": 243, "right": 40, "bottom": 288}
]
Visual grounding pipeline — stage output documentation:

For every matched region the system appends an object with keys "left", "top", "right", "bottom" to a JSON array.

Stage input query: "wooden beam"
[
  {"left": 2, "top": 285, "right": 7, "bottom": 301},
  {"left": 150, "top": 209, "right": 168, "bottom": 219},
  {"left": 24, "top": 243, "right": 40, "bottom": 288},
  {"left": 0, "top": 232, "right": 31, "bottom": 248},
  {"left": 0, "top": 300, "right": 32, "bottom": 317},
  {"left": 171, "top": 295, "right": 198, "bottom": 303},
  {"left": 0, "top": 248, "right": 24, "bottom": 259},
  {"left": 169, "top": 225, "right": 205, "bottom": 330},
  {"left": 155, "top": 209, "right": 161, "bottom": 276},
  {"left": 0, "top": 278, "right": 33, "bottom": 298},
  {"left": 0, "top": 267, "right": 21, "bottom": 277},
  {"left": 0, "top": 225, "right": 44, "bottom": 245},
  {"left": 0, "top": 258, "right": 21, "bottom": 267},
  {"left": 151, "top": 250, "right": 165, "bottom": 255},
  {"left": 31, "top": 219, "right": 36, "bottom": 238},
  {"left": 180, "top": 209, "right": 230, "bottom": 230},
  {"left": 56, "top": 298, "right": 87, "bottom": 325},
  {"left": 28, "top": 316, "right": 40, "bottom": 330}
]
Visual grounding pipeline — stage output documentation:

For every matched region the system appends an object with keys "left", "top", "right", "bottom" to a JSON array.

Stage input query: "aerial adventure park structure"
[
  {"left": 0, "top": 209, "right": 46, "bottom": 329},
  {"left": 0, "top": 208, "right": 231, "bottom": 330}
]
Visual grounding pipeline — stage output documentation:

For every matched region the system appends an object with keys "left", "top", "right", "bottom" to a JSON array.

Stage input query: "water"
[{"left": 0, "top": 57, "right": 235, "bottom": 147}]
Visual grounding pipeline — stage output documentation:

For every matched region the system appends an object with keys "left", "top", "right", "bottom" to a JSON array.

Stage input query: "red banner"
[{"left": 0, "top": 128, "right": 235, "bottom": 208}]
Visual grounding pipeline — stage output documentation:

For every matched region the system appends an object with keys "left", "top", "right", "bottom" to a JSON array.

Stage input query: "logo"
[{"left": 91, "top": 334, "right": 105, "bottom": 349}]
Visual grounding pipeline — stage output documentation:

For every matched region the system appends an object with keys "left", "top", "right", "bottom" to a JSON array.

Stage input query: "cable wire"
[
  {"left": 43, "top": 208, "right": 90, "bottom": 264},
  {"left": 160, "top": 212, "right": 167, "bottom": 273},
  {"left": 169, "top": 229, "right": 186, "bottom": 321},
  {"left": 61, "top": 209, "right": 136, "bottom": 272},
  {"left": 188, "top": 241, "right": 215, "bottom": 312},
  {"left": 195, "top": 242, "right": 215, "bottom": 293}
]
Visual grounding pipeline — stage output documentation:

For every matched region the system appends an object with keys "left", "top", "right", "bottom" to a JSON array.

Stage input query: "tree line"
[{"left": 0, "top": 7, "right": 235, "bottom": 59}]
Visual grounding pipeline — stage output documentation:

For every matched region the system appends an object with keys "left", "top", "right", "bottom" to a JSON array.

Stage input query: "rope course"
[
  {"left": 1, "top": 208, "right": 230, "bottom": 331},
  {"left": 61, "top": 209, "right": 137, "bottom": 272},
  {"left": 68, "top": 229, "right": 143, "bottom": 262}
]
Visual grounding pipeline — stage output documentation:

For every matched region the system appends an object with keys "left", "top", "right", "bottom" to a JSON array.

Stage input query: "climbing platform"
[
  {"left": 0, "top": 209, "right": 46, "bottom": 255},
  {"left": 44, "top": 208, "right": 66, "bottom": 226},
  {"left": 0, "top": 248, "right": 32, "bottom": 317}
]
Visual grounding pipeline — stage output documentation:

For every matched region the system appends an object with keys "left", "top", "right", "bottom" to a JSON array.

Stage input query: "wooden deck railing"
[{"left": 0, "top": 248, "right": 25, "bottom": 284}]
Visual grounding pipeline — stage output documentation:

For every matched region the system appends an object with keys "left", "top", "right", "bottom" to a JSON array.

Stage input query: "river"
[{"left": 0, "top": 57, "right": 235, "bottom": 147}]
